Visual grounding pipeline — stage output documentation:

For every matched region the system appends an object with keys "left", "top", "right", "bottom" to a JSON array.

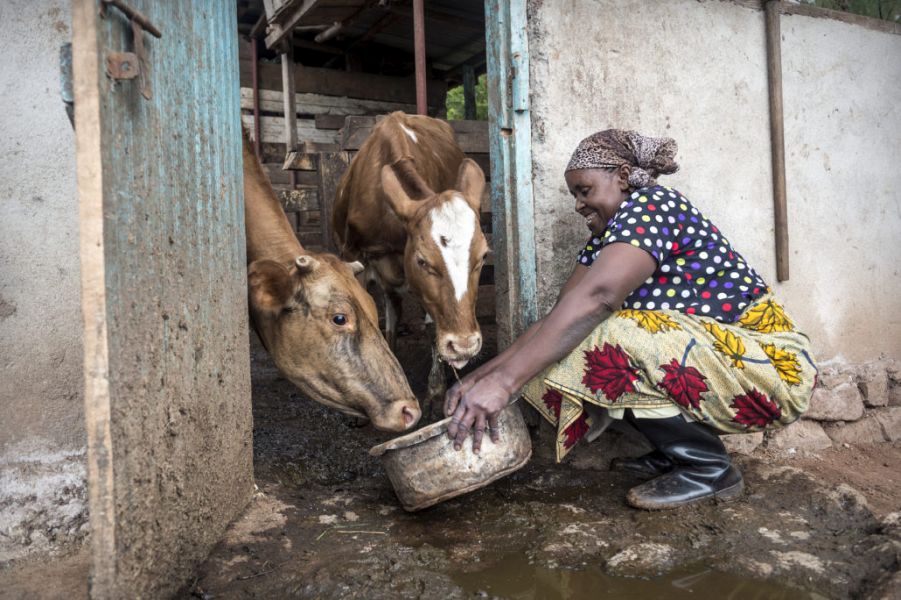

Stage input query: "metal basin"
[{"left": 369, "top": 403, "right": 532, "bottom": 511}]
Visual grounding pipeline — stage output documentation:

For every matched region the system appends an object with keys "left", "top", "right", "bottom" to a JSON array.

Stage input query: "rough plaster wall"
[
  {"left": 527, "top": 0, "right": 900, "bottom": 362},
  {"left": 0, "top": 0, "right": 87, "bottom": 561},
  {"left": 779, "top": 12, "right": 901, "bottom": 363}
]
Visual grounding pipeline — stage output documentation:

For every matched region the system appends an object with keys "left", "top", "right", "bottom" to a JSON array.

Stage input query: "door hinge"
[{"left": 100, "top": 0, "right": 162, "bottom": 101}]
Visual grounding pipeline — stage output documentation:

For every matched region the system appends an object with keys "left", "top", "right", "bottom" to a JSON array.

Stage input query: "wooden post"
[
  {"left": 463, "top": 65, "right": 476, "bottom": 120},
  {"left": 251, "top": 37, "right": 262, "bottom": 160},
  {"left": 766, "top": 0, "right": 790, "bottom": 281},
  {"left": 280, "top": 49, "right": 297, "bottom": 152},
  {"left": 317, "top": 152, "right": 352, "bottom": 252},
  {"left": 413, "top": 0, "right": 427, "bottom": 115}
]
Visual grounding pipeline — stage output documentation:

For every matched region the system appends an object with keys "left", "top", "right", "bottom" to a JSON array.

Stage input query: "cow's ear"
[
  {"left": 381, "top": 158, "right": 433, "bottom": 222},
  {"left": 248, "top": 259, "right": 295, "bottom": 314},
  {"left": 455, "top": 158, "right": 485, "bottom": 213}
]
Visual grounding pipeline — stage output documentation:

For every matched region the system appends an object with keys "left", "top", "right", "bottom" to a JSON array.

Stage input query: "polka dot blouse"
[{"left": 577, "top": 186, "right": 769, "bottom": 323}]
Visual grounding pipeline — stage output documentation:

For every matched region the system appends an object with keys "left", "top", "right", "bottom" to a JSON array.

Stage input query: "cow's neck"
[{"left": 243, "top": 137, "right": 303, "bottom": 265}]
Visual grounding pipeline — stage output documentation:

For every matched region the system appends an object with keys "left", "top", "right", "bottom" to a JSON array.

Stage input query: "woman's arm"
[
  {"left": 446, "top": 242, "right": 656, "bottom": 451},
  {"left": 443, "top": 264, "right": 590, "bottom": 416}
]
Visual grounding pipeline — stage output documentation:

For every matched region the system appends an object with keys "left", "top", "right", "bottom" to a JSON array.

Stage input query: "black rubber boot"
[
  {"left": 610, "top": 450, "right": 674, "bottom": 479},
  {"left": 623, "top": 413, "right": 744, "bottom": 510}
]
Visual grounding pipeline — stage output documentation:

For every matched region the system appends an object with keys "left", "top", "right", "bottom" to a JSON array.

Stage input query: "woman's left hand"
[{"left": 445, "top": 371, "right": 512, "bottom": 453}]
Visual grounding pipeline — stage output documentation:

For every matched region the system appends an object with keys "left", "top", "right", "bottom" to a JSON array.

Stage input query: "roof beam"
[{"left": 264, "top": 0, "right": 322, "bottom": 50}]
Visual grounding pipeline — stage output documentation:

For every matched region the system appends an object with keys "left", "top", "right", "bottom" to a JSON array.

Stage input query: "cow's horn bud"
[
  {"left": 295, "top": 255, "right": 319, "bottom": 274},
  {"left": 347, "top": 261, "right": 364, "bottom": 275}
]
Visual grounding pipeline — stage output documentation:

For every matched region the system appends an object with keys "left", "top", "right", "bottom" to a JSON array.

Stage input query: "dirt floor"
[
  {"left": 2, "top": 324, "right": 899, "bottom": 600},
  {"left": 183, "top": 326, "right": 900, "bottom": 600}
]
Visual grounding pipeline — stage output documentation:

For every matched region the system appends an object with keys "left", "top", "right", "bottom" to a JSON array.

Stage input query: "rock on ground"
[
  {"left": 767, "top": 420, "right": 833, "bottom": 455},
  {"left": 874, "top": 407, "right": 901, "bottom": 442},
  {"left": 722, "top": 432, "right": 764, "bottom": 455},
  {"left": 824, "top": 413, "right": 887, "bottom": 445},
  {"left": 805, "top": 382, "right": 865, "bottom": 422}
]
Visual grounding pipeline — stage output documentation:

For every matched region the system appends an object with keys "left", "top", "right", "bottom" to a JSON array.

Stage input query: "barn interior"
[{"left": 234, "top": 1, "right": 496, "bottom": 385}]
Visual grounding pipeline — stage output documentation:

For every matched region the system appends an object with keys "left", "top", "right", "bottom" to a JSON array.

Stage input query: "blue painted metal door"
[
  {"left": 485, "top": 0, "right": 537, "bottom": 347},
  {"left": 72, "top": 1, "right": 251, "bottom": 598}
]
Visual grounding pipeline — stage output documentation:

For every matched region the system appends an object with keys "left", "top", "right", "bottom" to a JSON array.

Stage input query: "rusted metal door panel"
[
  {"left": 72, "top": 1, "right": 251, "bottom": 598},
  {"left": 485, "top": 0, "right": 537, "bottom": 348}
]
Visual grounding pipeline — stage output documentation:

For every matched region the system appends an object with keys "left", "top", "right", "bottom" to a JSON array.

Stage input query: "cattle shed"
[{"left": 1, "top": 1, "right": 900, "bottom": 599}]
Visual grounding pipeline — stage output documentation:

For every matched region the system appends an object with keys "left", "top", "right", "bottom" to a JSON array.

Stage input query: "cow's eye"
[
  {"left": 332, "top": 314, "right": 347, "bottom": 326},
  {"left": 416, "top": 257, "right": 429, "bottom": 269}
]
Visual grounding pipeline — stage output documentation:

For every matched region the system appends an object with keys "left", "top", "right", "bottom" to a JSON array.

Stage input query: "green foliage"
[
  {"left": 445, "top": 73, "right": 489, "bottom": 121},
  {"left": 809, "top": 0, "right": 901, "bottom": 21}
]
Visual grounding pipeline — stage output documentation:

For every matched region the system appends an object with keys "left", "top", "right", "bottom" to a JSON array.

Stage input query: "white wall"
[
  {"left": 527, "top": 0, "right": 901, "bottom": 363},
  {"left": 0, "top": 0, "right": 86, "bottom": 561}
]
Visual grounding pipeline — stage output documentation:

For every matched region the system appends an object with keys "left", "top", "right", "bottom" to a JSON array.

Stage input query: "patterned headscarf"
[{"left": 565, "top": 129, "right": 679, "bottom": 188}]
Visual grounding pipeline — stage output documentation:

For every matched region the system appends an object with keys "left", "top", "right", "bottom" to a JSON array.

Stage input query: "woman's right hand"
[{"left": 444, "top": 372, "right": 478, "bottom": 417}]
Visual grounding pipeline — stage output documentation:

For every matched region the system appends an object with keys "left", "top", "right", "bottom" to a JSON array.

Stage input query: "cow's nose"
[{"left": 446, "top": 333, "right": 482, "bottom": 357}]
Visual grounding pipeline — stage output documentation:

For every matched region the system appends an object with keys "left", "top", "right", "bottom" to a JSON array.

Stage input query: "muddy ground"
[
  {"left": 184, "top": 324, "right": 901, "bottom": 600},
  {"left": 3, "top": 324, "right": 899, "bottom": 600}
]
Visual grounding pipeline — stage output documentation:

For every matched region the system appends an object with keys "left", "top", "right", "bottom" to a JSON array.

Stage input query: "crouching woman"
[{"left": 445, "top": 130, "right": 817, "bottom": 510}]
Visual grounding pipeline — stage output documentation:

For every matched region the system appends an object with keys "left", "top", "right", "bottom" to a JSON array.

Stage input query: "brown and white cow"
[
  {"left": 242, "top": 131, "right": 420, "bottom": 432},
  {"left": 331, "top": 112, "right": 489, "bottom": 389}
]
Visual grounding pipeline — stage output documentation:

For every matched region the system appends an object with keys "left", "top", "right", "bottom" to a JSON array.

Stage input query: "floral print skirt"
[{"left": 521, "top": 295, "right": 817, "bottom": 462}]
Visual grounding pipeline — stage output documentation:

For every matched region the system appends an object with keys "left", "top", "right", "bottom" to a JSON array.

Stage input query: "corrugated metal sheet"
[{"left": 73, "top": 0, "right": 252, "bottom": 597}]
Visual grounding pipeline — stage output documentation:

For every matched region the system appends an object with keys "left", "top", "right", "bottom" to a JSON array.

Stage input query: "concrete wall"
[
  {"left": 0, "top": 0, "right": 86, "bottom": 562},
  {"left": 527, "top": 0, "right": 901, "bottom": 363}
]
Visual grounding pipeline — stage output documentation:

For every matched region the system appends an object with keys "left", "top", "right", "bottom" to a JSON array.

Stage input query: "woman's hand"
[{"left": 445, "top": 371, "right": 512, "bottom": 453}]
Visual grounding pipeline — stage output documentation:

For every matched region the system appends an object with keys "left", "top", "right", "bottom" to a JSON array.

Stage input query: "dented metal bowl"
[{"left": 369, "top": 403, "right": 532, "bottom": 512}]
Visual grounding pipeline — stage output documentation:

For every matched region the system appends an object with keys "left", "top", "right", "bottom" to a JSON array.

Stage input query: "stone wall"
[{"left": 723, "top": 357, "right": 901, "bottom": 455}]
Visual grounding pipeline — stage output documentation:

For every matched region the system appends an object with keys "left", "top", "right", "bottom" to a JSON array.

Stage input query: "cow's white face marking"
[
  {"left": 429, "top": 195, "right": 476, "bottom": 302},
  {"left": 400, "top": 124, "right": 418, "bottom": 144}
]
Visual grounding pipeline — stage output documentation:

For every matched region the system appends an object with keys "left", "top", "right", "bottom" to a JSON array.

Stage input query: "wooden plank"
[
  {"left": 241, "top": 114, "right": 340, "bottom": 145},
  {"left": 454, "top": 129, "right": 490, "bottom": 154},
  {"left": 278, "top": 186, "right": 320, "bottom": 212},
  {"left": 317, "top": 152, "right": 352, "bottom": 251},
  {"left": 280, "top": 51, "right": 297, "bottom": 151},
  {"left": 72, "top": 1, "right": 252, "bottom": 598},
  {"left": 264, "top": 164, "right": 318, "bottom": 186},
  {"left": 340, "top": 117, "right": 490, "bottom": 153},
  {"left": 766, "top": 0, "right": 790, "bottom": 282},
  {"left": 340, "top": 115, "right": 378, "bottom": 150},
  {"left": 315, "top": 114, "right": 348, "bottom": 130},
  {"left": 71, "top": 1, "right": 114, "bottom": 593},
  {"left": 463, "top": 65, "right": 477, "bottom": 120},
  {"left": 240, "top": 87, "right": 418, "bottom": 116},
  {"left": 239, "top": 61, "right": 448, "bottom": 106}
]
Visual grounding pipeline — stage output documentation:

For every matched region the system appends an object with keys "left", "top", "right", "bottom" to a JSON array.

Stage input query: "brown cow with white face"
[
  {"left": 332, "top": 112, "right": 489, "bottom": 372},
  {"left": 242, "top": 131, "right": 420, "bottom": 432}
]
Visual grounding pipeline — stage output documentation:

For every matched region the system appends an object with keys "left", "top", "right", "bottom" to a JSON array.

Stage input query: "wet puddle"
[{"left": 451, "top": 555, "right": 825, "bottom": 600}]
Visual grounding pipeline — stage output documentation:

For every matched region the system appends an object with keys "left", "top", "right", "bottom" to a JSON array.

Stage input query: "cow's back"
[{"left": 332, "top": 112, "right": 466, "bottom": 259}]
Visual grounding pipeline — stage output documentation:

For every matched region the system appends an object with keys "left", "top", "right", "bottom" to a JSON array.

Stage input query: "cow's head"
[
  {"left": 381, "top": 157, "right": 489, "bottom": 369},
  {"left": 248, "top": 253, "right": 420, "bottom": 431}
]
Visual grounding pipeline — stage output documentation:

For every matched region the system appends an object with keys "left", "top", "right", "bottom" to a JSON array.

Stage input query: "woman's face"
[{"left": 565, "top": 167, "right": 629, "bottom": 235}]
